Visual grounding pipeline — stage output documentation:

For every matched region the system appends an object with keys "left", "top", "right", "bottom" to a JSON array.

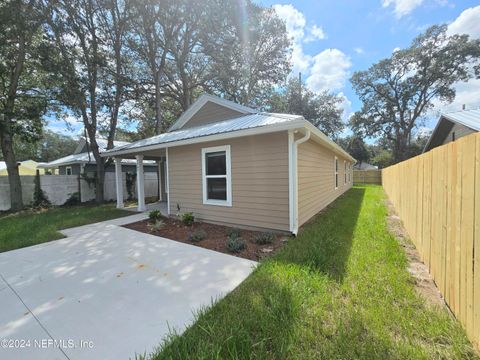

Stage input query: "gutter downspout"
[{"left": 289, "top": 128, "right": 311, "bottom": 235}]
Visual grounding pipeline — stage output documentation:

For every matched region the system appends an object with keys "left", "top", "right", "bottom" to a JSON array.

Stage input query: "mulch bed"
[{"left": 123, "top": 217, "right": 289, "bottom": 261}]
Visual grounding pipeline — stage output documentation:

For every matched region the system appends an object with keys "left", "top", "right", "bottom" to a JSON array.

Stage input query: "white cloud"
[
  {"left": 447, "top": 5, "right": 480, "bottom": 38},
  {"left": 382, "top": 0, "right": 424, "bottom": 18},
  {"left": 306, "top": 49, "right": 352, "bottom": 92},
  {"left": 393, "top": 46, "right": 401, "bottom": 53},
  {"left": 305, "top": 25, "right": 326, "bottom": 43},
  {"left": 338, "top": 92, "right": 353, "bottom": 122},
  {"left": 434, "top": 6, "right": 480, "bottom": 113},
  {"left": 354, "top": 47, "right": 364, "bottom": 54}
]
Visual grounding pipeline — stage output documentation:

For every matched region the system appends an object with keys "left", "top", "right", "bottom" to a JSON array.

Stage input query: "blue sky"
[
  {"left": 48, "top": 1, "right": 480, "bottom": 137},
  {"left": 259, "top": 0, "right": 480, "bottom": 132}
]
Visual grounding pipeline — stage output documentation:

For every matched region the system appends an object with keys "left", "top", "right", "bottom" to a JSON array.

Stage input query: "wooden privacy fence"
[
  {"left": 382, "top": 132, "right": 480, "bottom": 350},
  {"left": 353, "top": 169, "right": 382, "bottom": 185}
]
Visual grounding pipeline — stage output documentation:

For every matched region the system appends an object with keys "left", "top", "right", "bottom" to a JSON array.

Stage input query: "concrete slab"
[{"left": 0, "top": 214, "right": 256, "bottom": 359}]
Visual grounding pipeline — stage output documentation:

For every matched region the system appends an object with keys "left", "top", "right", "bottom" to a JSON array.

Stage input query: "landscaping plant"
[
  {"left": 181, "top": 212, "right": 195, "bottom": 226},
  {"left": 226, "top": 236, "right": 246, "bottom": 253},
  {"left": 188, "top": 230, "right": 207, "bottom": 243},
  {"left": 226, "top": 227, "right": 241, "bottom": 239},
  {"left": 148, "top": 220, "right": 164, "bottom": 232},
  {"left": 254, "top": 232, "right": 275, "bottom": 245},
  {"left": 148, "top": 210, "right": 163, "bottom": 222}
]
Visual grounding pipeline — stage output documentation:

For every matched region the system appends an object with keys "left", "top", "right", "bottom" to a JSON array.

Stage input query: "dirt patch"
[
  {"left": 123, "top": 218, "right": 290, "bottom": 261},
  {"left": 385, "top": 200, "right": 445, "bottom": 308}
]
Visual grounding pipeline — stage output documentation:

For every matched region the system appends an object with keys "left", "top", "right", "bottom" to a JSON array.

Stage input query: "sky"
[{"left": 47, "top": 0, "right": 480, "bottom": 137}]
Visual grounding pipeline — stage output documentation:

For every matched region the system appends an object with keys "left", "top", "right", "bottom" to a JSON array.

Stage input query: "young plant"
[
  {"left": 226, "top": 236, "right": 246, "bottom": 253},
  {"left": 188, "top": 229, "right": 207, "bottom": 243},
  {"left": 254, "top": 232, "right": 275, "bottom": 245},
  {"left": 226, "top": 227, "right": 241, "bottom": 239},
  {"left": 181, "top": 212, "right": 195, "bottom": 226},
  {"left": 148, "top": 210, "right": 163, "bottom": 222},
  {"left": 148, "top": 220, "right": 164, "bottom": 232}
]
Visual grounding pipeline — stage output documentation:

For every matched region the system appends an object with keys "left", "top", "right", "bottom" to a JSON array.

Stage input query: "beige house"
[{"left": 103, "top": 94, "right": 355, "bottom": 234}]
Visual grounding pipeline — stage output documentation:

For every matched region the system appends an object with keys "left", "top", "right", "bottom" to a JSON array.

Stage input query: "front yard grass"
[
  {"left": 0, "top": 204, "right": 131, "bottom": 253},
  {"left": 146, "top": 185, "right": 477, "bottom": 360}
]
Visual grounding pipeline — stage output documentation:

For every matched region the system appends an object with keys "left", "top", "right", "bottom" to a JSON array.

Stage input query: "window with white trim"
[
  {"left": 344, "top": 161, "right": 347, "bottom": 185},
  {"left": 334, "top": 156, "right": 339, "bottom": 189},
  {"left": 65, "top": 166, "right": 72, "bottom": 175},
  {"left": 202, "top": 145, "right": 232, "bottom": 206}
]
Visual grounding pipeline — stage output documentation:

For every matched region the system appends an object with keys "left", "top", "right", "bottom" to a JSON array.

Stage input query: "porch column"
[
  {"left": 156, "top": 159, "right": 162, "bottom": 201},
  {"left": 114, "top": 157, "right": 124, "bottom": 208},
  {"left": 136, "top": 154, "right": 146, "bottom": 211}
]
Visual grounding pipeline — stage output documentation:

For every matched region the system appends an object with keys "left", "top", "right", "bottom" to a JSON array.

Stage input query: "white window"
[
  {"left": 344, "top": 161, "right": 347, "bottom": 185},
  {"left": 334, "top": 156, "right": 339, "bottom": 189},
  {"left": 201, "top": 145, "right": 232, "bottom": 206},
  {"left": 65, "top": 166, "right": 72, "bottom": 175}
]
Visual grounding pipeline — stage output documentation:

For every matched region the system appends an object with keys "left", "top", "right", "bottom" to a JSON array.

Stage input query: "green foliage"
[
  {"left": 266, "top": 77, "right": 345, "bottom": 139},
  {"left": 226, "top": 236, "right": 246, "bottom": 253},
  {"left": 254, "top": 232, "right": 275, "bottom": 245},
  {"left": 32, "top": 172, "right": 50, "bottom": 208},
  {"left": 148, "top": 210, "right": 163, "bottom": 222},
  {"left": 351, "top": 24, "right": 480, "bottom": 163},
  {"left": 148, "top": 220, "right": 165, "bottom": 232},
  {"left": 188, "top": 230, "right": 207, "bottom": 243},
  {"left": 181, "top": 212, "right": 195, "bottom": 226},
  {"left": 225, "top": 227, "right": 241, "bottom": 239},
  {"left": 63, "top": 192, "right": 80, "bottom": 206},
  {"left": 338, "top": 136, "right": 370, "bottom": 164}
]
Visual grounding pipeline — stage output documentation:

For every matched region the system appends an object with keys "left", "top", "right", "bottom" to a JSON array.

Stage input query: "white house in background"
[
  {"left": 102, "top": 94, "right": 356, "bottom": 234},
  {"left": 353, "top": 162, "right": 378, "bottom": 170}
]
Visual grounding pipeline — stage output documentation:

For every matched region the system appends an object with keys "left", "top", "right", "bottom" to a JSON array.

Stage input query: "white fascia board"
[
  {"left": 168, "top": 94, "right": 256, "bottom": 131},
  {"left": 101, "top": 119, "right": 306, "bottom": 157}
]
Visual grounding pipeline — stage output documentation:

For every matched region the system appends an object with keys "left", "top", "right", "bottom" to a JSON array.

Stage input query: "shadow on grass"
[
  {"left": 273, "top": 187, "right": 365, "bottom": 282},
  {"left": 151, "top": 271, "right": 298, "bottom": 360}
]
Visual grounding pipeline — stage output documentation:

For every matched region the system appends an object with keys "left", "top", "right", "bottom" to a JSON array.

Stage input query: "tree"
[
  {"left": 339, "top": 136, "right": 370, "bottom": 165},
  {"left": 204, "top": 0, "right": 291, "bottom": 108},
  {"left": 0, "top": 0, "right": 52, "bottom": 210},
  {"left": 350, "top": 25, "right": 480, "bottom": 163},
  {"left": 45, "top": 0, "right": 131, "bottom": 202},
  {"left": 267, "top": 77, "right": 345, "bottom": 139}
]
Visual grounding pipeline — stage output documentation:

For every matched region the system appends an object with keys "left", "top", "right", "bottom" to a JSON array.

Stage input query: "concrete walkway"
[{"left": 0, "top": 214, "right": 256, "bottom": 360}]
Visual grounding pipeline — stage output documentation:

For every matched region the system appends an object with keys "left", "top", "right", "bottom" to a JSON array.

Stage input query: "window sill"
[{"left": 203, "top": 200, "right": 232, "bottom": 207}]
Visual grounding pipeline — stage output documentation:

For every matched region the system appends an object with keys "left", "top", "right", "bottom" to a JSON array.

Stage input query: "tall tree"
[
  {"left": 351, "top": 25, "right": 480, "bottom": 163},
  {"left": 0, "top": 0, "right": 51, "bottom": 210},
  {"left": 267, "top": 77, "right": 345, "bottom": 139},
  {"left": 45, "top": 0, "right": 130, "bottom": 202},
  {"left": 338, "top": 136, "right": 370, "bottom": 165}
]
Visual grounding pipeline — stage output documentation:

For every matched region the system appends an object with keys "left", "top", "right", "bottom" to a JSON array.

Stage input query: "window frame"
[
  {"left": 201, "top": 145, "right": 232, "bottom": 207},
  {"left": 334, "top": 156, "right": 339, "bottom": 190},
  {"left": 65, "top": 166, "right": 72, "bottom": 175}
]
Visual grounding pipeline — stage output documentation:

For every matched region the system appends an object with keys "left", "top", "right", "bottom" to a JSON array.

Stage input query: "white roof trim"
[{"left": 168, "top": 93, "right": 256, "bottom": 131}]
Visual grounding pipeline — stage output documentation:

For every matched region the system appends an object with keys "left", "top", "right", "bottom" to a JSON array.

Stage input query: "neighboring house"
[
  {"left": 353, "top": 162, "right": 378, "bottom": 170},
  {"left": 39, "top": 138, "right": 158, "bottom": 175},
  {"left": 103, "top": 94, "right": 355, "bottom": 234},
  {"left": 423, "top": 109, "right": 480, "bottom": 152},
  {"left": 0, "top": 160, "right": 45, "bottom": 176}
]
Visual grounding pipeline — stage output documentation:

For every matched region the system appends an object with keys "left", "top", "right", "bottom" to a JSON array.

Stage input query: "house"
[
  {"left": 353, "top": 162, "right": 378, "bottom": 170},
  {"left": 39, "top": 138, "right": 158, "bottom": 175},
  {"left": 102, "top": 94, "right": 355, "bottom": 234},
  {"left": 423, "top": 109, "right": 480, "bottom": 152},
  {"left": 0, "top": 160, "right": 45, "bottom": 176}
]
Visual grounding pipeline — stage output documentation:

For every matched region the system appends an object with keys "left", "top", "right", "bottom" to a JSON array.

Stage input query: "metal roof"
[
  {"left": 104, "top": 112, "right": 304, "bottom": 154},
  {"left": 39, "top": 152, "right": 156, "bottom": 168},
  {"left": 442, "top": 109, "right": 480, "bottom": 131}
]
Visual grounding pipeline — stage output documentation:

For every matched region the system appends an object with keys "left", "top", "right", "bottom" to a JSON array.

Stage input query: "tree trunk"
[
  {"left": 154, "top": 73, "right": 163, "bottom": 135},
  {"left": 393, "top": 133, "right": 409, "bottom": 163},
  {"left": 95, "top": 158, "right": 105, "bottom": 203},
  {"left": 0, "top": 129, "right": 23, "bottom": 210}
]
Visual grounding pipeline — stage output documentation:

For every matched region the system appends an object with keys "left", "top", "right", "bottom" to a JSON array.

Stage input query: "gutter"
[{"left": 289, "top": 128, "right": 311, "bottom": 235}]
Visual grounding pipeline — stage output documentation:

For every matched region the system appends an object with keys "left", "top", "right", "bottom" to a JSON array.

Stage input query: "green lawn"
[
  {"left": 0, "top": 204, "right": 131, "bottom": 253},
  {"left": 146, "top": 186, "right": 477, "bottom": 360}
]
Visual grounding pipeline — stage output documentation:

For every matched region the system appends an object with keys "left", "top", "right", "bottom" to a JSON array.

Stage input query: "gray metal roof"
[
  {"left": 442, "top": 109, "right": 480, "bottom": 131},
  {"left": 104, "top": 112, "right": 304, "bottom": 155},
  {"left": 39, "top": 152, "right": 156, "bottom": 168}
]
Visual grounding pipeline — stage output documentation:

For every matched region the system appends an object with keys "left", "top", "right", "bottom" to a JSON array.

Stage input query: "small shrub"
[
  {"left": 63, "top": 192, "right": 80, "bottom": 206},
  {"left": 148, "top": 210, "right": 163, "bottom": 222},
  {"left": 188, "top": 229, "right": 207, "bottom": 243},
  {"left": 148, "top": 220, "right": 164, "bottom": 232},
  {"left": 226, "top": 236, "right": 246, "bottom": 253},
  {"left": 181, "top": 212, "right": 195, "bottom": 226},
  {"left": 254, "top": 232, "right": 275, "bottom": 245},
  {"left": 33, "top": 171, "right": 51, "bottom": 208},
  {"left": 226, "top": 227, "right": 241, "bottom": 239}
]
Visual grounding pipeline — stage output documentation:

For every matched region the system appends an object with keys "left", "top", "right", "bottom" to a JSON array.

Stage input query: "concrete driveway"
[{"left": 0, "top": 214, "right": 256, "bottom": 360}]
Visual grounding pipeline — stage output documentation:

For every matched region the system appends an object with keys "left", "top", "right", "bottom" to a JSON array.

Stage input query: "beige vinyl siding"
[
  {"left": 182, "top": 102, "right": 245, "bottom": 129},
  {"left": 168, "top": 131, "right": 290, "bottom": 231},
  {"left": 442, "top": 122, "right": 476, "bottom": 145},
  {"left": 297, "top": 139, "right": 352, "bottom": 227}
]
